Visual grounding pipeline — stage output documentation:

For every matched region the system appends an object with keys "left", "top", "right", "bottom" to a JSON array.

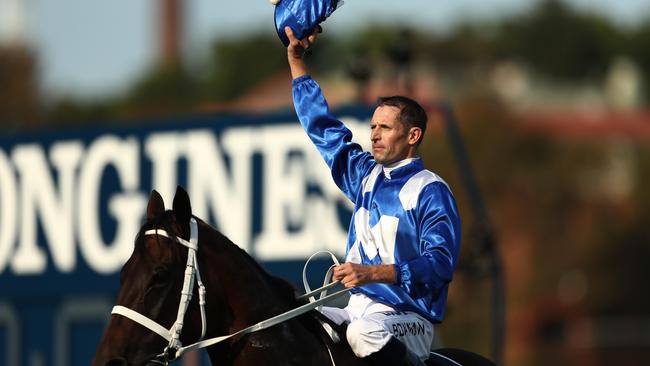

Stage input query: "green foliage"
[
  {"left": 497, "top": 0, "right": 628, "bottom": 81},
  {"left": 120, "top": 62, "right": 200, "bottom": 118},
  {"left": 630, "top": 20, "right": 650, "bottom": 96},
  {"left": 426, "top": 23, "right": 501, "bottom": 68},
  {"left": 45, "top": 98, "right": 116, "bottom": 126},
  {"left": 421, "top": 0, "right": 632, "bottom": 82},
  {"left": 201, "top": 35, "right": 287, "bottom": 101},
  {"left": 128, "top": 63, "right": 198, "bottom": 106}
]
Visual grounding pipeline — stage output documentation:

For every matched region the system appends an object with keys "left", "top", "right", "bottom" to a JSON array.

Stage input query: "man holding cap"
[{"left": 285, "top": 25, "right": 461, "bottom": 366}]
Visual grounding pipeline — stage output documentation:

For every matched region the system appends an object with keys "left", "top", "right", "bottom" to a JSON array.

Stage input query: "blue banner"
[{"left": 0, "top": 105, "right": 373, "bottom": 366}]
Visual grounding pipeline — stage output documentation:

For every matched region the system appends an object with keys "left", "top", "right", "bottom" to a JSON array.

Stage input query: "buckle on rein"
[{"left": 152, "top": 346, "right": 178, "bottom": 365}]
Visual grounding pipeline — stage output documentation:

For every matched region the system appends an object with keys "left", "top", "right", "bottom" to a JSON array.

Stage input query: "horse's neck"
[
  {"left": 205, "top": 239, "right": 294, "bottom": 328},
  {"left": 200, "top": 232, "right": 352, "bottom": 366}
]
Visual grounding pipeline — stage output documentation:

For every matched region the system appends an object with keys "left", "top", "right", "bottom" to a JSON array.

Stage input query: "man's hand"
[
  {"left": 286, "top": 26, "right": 318, "bottom": 79},
  {"left": 333, "top": 263, "right": 397, "bottom": 288}
]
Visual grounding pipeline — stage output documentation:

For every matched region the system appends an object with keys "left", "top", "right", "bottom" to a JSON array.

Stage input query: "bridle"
[
  {"left": 111, "top": 217, "right": 350, "bottom": 365},
  {"left": 111, "top": 217, "right": 207, "bottom": 365}
]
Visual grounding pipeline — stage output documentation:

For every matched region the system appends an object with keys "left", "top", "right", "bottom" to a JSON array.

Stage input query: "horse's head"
[
  {"left": 93, "top": 187, "right": 211, "bottom": 366},
  {"left": 94, "top": 186, "right": 330, "bottom": 366}
]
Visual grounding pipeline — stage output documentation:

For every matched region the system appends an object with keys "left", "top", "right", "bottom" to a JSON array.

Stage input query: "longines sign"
[
  {"left": 0, "top": 108, "right": 374, "bottom": 366},
  {"left": 0, "top": 109, "right": 372, "bottom": 277}
]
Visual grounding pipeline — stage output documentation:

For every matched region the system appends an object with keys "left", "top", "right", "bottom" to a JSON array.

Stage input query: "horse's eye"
[{"left": 150, "top": 267, "right": 170, "bottom": 285}]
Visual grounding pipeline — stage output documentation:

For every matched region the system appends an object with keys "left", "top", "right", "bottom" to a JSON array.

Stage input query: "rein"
[{"left": 111, "top": 219, "right": 350, "bottom": 364}]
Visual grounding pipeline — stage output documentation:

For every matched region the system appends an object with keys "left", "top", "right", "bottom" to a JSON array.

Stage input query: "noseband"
[{"left": 111, "top": 218, "right": 207, "bottom": 365}]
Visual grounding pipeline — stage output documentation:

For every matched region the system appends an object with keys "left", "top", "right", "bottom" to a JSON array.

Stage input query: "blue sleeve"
[
  {"left": 395, "top": 182, "right": 461, "bottom": 299},
  {"left": 292, "top": 75, "right": 375, "bottom": 202}
]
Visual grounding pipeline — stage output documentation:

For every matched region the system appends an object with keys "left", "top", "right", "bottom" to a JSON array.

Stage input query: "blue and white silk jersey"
[{"left": 293, "top": 75, "right": 461, "bottom": 324}]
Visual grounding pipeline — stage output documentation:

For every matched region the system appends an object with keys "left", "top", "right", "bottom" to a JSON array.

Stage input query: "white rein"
[{"left": 110, "top": 219, "right": 349, "bottom": 362}]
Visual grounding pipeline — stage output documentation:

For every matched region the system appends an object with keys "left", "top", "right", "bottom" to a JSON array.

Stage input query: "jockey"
[{"left": 285, "top": 27, "right": 461, "bottom": 366}]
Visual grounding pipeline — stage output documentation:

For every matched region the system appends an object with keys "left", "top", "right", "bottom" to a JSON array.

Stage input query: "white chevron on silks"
[{"left": 346, "top": 207, "right": 399, "bottom": 265}]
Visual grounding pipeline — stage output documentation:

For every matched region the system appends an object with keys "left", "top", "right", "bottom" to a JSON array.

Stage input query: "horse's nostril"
[{"left": 104, "top": 358, "right": 128, "bottom": 366}]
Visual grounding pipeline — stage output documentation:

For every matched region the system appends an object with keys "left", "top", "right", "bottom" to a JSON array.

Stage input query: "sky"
[{"left": 1, "top": 0, "right": 649, "bottom": 99}]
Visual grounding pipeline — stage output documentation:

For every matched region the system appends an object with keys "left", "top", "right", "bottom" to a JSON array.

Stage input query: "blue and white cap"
[{"left": 272, "top": 0, "right": 343, "bottom": 46}]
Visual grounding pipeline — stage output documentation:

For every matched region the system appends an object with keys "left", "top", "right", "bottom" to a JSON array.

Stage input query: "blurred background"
[{"left": 1, "top": 0, "right": 649, "bottom": 365}]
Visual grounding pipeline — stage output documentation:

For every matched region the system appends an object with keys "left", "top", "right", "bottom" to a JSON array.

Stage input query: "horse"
[{"left": 93, "top": 187, "right": 496, "bottom": 366}]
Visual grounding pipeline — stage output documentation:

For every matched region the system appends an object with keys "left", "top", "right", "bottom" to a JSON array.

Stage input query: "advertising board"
[{"left": 0, "top": 106, "right": 373, "bottom": 365}]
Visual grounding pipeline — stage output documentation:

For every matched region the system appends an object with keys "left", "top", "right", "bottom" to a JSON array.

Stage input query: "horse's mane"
[
  {"left": 214, "top": 228, "right": 302, "bottom": 306},
  {"left": 226, "top": 241, "right": 335, "bottom": 347}
]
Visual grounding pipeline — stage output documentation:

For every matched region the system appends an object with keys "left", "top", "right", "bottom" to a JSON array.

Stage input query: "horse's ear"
[
  {"left": 172, "top": 186, "right": 192, "bottom": 225},
  {"left": 146, "top": 190, "right": 165, "bottom": 220}
]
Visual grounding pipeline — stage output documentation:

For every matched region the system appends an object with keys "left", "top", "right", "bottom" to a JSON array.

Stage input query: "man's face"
[{"left": 370, "top": 105, "right": 417, "bottom": 165}]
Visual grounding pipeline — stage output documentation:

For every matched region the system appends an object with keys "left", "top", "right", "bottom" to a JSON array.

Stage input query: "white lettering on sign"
[
  {"left": 0, "top": 119, "right": 371, "bottom": 275},
  {"left": 77, "top": 136, "right": 146, "bottom": 274},
  {"left": 0, "top": 149, "right": 17, "bottom": 273},
  {"left": 12, "top": 142, "right": 83, "bottom": 274},
  {"left": 187, "top": 129, "right": 253, "bottom": 249}
]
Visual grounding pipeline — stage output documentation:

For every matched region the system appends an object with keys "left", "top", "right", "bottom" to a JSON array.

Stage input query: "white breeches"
[{"left": 320, "top": 293, "right": 434, "bottom": 361}]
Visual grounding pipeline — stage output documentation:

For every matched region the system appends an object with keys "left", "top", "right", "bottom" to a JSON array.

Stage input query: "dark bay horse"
[{"left": 93, "top": 187, "right": 495, "bottom": 366}]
